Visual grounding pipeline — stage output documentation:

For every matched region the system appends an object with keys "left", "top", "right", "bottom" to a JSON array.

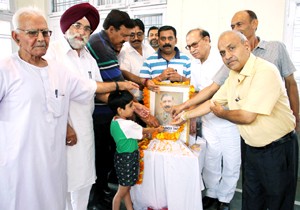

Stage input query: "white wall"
[
  {"left": 166, "top": 0, "right": 286, "bottom": 51},
  {"left": 12, "top": 0, "right": 287, "bottom": 51}
]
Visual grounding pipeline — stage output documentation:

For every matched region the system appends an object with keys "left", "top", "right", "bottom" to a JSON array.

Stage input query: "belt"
[{"left": 248, "top": 130, "right": 295, "bottom": 150}]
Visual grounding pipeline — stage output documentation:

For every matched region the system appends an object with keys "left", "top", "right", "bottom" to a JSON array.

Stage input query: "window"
[
  {"left": 52, "top": 0, "right": 88, "bottom": 12},
  {"left": 0, "top": 0, "right": 9, "bottom": 10},
  {"left": 98, "top": 0, "right": 122, "bottom": 5},
  {"left": 290, "top": 4, "right": 300, "bottom": 80},
  {"left": 135, "top": 14, "right": 162, "bottom": 38}
]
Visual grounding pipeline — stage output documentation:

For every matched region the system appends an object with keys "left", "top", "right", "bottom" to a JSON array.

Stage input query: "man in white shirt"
[
  {"left": 118, "top": 18, "right": 155, "bottom": 102},
  {"left": 44, "top": 3, "right": 103, "bottom": 210},
  {"left": 179, "top": 28, "right": 240, "bottom": 210},
  {"left": 0, "top": 6, "right": 138, "bottom": 210}
]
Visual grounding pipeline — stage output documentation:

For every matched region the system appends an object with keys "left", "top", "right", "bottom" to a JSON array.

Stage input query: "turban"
[{"left": 60, "top": 3, "right": 100, "bottom": 34}]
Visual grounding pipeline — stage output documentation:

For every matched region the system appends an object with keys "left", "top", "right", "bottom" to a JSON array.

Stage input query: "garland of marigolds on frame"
[{"left": 136, "top": 81, "right": 195, "bottom": 184}]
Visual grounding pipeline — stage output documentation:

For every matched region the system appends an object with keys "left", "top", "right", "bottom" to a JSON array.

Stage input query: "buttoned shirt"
[
  {"left": 212, "top": 54, "right": 295, "bottom": 147},
  {"left": 118, "top": 42, "right": 154, "bottom": 100}
]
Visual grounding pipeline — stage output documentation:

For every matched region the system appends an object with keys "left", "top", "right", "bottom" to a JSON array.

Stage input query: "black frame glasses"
[
  {"left": 185, "top": 39, "right": 202, "bottom": 50},
  {"left": 17, "top": 28, "right": 52, "bottom": 38}
]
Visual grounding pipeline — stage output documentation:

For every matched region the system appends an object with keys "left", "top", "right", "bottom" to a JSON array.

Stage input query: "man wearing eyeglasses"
[
  {"left": 0, "top": 6, "right": 139, "bottom": 210},
  {"left": 184, "top": 28, "right": 240, "bottom": 210},
  {"left": 44, "top": 3, "right": 102, "bottom": 210},
  {"left": 140, "top": 25, "right": 191, "bottom": 84},
  {"left": 118, "top": 18, "right": 155, "bottom": 102}
]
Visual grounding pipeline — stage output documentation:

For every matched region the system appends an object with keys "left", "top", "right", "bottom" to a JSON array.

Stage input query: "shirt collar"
[{"left": 100, "top": 30, "right": 119, "bottom": 53}]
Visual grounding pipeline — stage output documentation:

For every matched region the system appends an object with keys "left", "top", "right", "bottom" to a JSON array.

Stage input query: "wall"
[
  {"left": 12, "top": 0, "right": 287, "bottom": 51},
  {"left": 166, "top": 0, "right": 286, "bottom": 50}
]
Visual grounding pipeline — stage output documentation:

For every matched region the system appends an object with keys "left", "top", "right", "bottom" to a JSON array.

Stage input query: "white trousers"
[
  {"left": 202, "top": 124, "right": 241, "bottom": 203},
  {"left": 66, "top": 185, "right": 92, "bottom": 210}
]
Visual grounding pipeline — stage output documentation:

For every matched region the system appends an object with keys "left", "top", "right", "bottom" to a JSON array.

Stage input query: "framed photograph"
[{"left": 148, "top": 84, "right": 190, "bottom": 143}]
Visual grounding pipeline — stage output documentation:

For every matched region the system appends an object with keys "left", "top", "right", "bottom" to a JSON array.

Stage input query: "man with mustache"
[
  {"left": 44, "top": 3, "right": 103, "bottom": 210},
  {"left": 172, "top": 10, "right": 300, "bottom": 209},
  {"left": 0, "top": 6, "right": 138, "bottom": 210},
  {"left": 118, "top": 18, "right": 155, "bottom": 102},
  {"left": 173, "top": 30, "right": 298, "bottom": 210},
  {"left": 87, "top": 9, "right": 160, "bottom": 210},
  {"left": 185, "top": 28, "right": 240, "bottom": 210},
  {"left": 140, "top": 25, "right": 191, "bottom": 84},
  {"left": 147, "top": 26, "right": 159, "bottom": 51},
  {"left": 156, "top": 93, "right": 175, "bottom": 125}
]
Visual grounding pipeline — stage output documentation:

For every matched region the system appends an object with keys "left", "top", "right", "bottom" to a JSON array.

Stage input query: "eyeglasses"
[
  {"left": 17, "top": 28, "right": 52, "bottom": 38},
  {"left": 130, "top": 32, "right": 144, "bottom": 39},
  {"left": 185, "top": 39, "right": 202, "bottom": 50},
  {"left": 71, "top": 23, "right": 92, "bottom": 33}
]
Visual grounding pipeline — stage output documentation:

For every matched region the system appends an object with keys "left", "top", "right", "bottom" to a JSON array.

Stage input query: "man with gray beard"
[{"left": 44, "top": 3, "right": 103, "bottom": 210}]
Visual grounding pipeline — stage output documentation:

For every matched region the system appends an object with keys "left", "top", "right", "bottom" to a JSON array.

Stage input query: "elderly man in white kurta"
[
  {"left": 0, "top": 7, "right": 138, "bottom": 210},
  {"left": 44, "top": 3, "right": 101, "bottom": 210}
]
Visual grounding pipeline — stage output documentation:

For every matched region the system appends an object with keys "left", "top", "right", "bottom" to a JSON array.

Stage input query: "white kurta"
[
  {"left": 0, "top": 53, "right": 96, "bottom": 210},
  {"left": 118, "top": 41, "right": 154, "bottom": 101},
  {"left": 45, "top": 39, "right": 101, "bottom": 192}
]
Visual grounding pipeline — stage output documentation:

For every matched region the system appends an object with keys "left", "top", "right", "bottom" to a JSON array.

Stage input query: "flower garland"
[
  {"left": 136, "top": 139, "right": 150, "bottom": 184},
  {"left": 136, "top": 82, "right": 195, "bottom": 184}
]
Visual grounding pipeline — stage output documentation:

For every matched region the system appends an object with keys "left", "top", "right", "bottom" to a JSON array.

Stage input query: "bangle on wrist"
[
  {"left": 180, "top": 111, "right": 188, "bottom": 121},
  {"left": 180, "top": 76, "right": 183, "bottom": 82},
  {"left": 115, "top": 81, "right": 119, "bottom": 91},
  {"left": 143, "top": 78, "right": 149, "bottom": 87}
]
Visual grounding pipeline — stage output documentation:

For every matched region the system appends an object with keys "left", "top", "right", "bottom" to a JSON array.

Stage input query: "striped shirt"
[
  {"left": 87, "top": 30, "right": 124, "bottom": 115},
  {"left": 87, "top": 30, "right": 124, "bottom": 82},
  {"left": 139, "top": 47, "right": 191, "bottom": 79}
]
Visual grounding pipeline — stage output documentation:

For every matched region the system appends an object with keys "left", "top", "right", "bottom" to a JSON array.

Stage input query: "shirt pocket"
[{"left": 47, "top": 89, "right": 66, "bottom": 118}]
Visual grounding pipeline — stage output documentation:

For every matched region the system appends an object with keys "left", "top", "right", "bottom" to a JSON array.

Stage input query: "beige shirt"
[{"left": 212, "top": 54, "right": 295, "bottom": 147}]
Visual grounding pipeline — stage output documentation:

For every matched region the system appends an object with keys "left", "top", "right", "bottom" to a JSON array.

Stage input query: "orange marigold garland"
[
  {"left": 136, "top": 139, "right": 150, "bottom": 184},
  {"left": 136, "top": 83, "right": 195, "bottom": 184}
]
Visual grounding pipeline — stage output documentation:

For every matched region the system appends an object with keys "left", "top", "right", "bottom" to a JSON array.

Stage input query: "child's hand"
[{"left": 155, "top": 126, "right": 164, "bottom": 133}]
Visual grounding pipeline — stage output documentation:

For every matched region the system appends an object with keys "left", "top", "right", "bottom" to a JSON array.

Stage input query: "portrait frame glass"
[{"left": 148, "top": 84, "right": 190, "bottom": 144}]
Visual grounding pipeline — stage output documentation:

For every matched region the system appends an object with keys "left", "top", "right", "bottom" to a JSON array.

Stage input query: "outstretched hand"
[
  {"left": 171, "top": 104, "right": 185, "bottom": 118},
  {"left": 171, "top": 111, "right": 187, "bottom": 126},
  {"left": 119, "top": 81, "right": 139, "bottom": 91},
  {"left": 209, "top": 100, "right": 224, "bottom": 118},
  {"left": 146, "top": 79, "right": 160, "bottom": 92},
  {"left": 134, "top": 102, "right": 160, "bottom": 127},
  {"left": 134, "top": 102, "right": 150, "bottom": 118}
]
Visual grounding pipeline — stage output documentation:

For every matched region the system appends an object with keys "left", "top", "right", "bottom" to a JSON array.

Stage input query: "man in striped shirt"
[{"left": 140, "top": 25, "right": 191, "bottom": 83}]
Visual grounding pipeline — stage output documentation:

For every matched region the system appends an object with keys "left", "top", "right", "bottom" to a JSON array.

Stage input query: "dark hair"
[
  {"left": 108, "top": 90, "right": 134, "bottom": 114},
  {"left": 103, "top": 9, "right": 134, "bottom": 30},
  {"left": 132, "top": 18, "right": 145, "bottom": 32},
  {"left": 245, "top": 10, "right": 258, "bottom": 21},
  {"left": 158, "top": 25, "right": 177, "bottom": 38},
  {"left": 147, "top": 26, "right": 158, "bottom": 37}
]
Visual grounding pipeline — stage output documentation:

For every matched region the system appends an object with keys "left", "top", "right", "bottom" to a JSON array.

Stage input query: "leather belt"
[{"left": 248, "top": 130, "right": 295, "bottom": 150}]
